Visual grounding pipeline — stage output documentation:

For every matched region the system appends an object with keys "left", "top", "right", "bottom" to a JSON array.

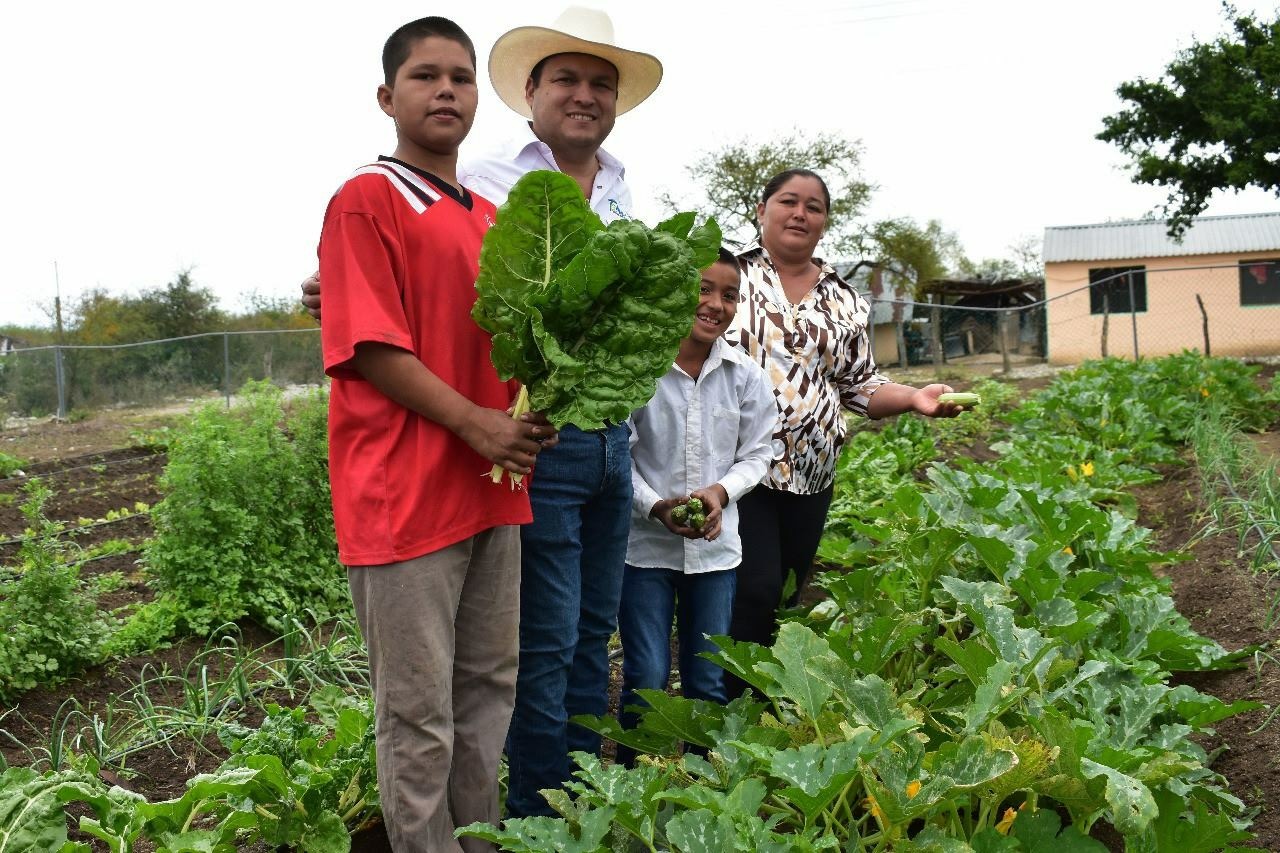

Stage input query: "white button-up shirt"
[
  {"left": 462, "top": 127, "right": 633, "bottom": 223},
  {"left": 626, "top": 337, "right": 777, "bottom": 573}
]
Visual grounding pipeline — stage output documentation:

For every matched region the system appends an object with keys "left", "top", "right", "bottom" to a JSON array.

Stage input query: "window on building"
[
  {"left": 1239, "top": 259, "right": 1280, "bottom": 306},
  {"left": 1088, "top": 266, "right": 1147, "bottom": 315}
]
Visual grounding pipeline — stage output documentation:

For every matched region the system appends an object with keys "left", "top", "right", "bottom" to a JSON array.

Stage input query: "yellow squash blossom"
[
  {"left": 995, "top": 806, "right": 1018, "bottom": 835},
  {"left": 1066, "top": 465, "right": 1078, "bottom": 482},
  {"left": 863, "top": 795, "right": 885, "bottom": 821},
  {"left": 1063, "top": 546, "right": 1073, "bottom": 555},
  {"left": 1081, "top": 461, "right": 1095, "bottom": 477},
  {"left": 906, "top": 780, "right": 921, "bottom": 799}
]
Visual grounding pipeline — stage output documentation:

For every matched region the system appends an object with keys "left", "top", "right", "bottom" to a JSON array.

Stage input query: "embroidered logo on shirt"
[
  {"left": 609, "top": 199, "right": 629, "bottom": 220},
  {"left": 483, "top": 213, "right": 495, "bottom": 228}
]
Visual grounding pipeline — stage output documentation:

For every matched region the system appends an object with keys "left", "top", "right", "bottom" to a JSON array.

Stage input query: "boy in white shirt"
[{"left": 616, "top": 247, "right": 776, "bottom": 765}]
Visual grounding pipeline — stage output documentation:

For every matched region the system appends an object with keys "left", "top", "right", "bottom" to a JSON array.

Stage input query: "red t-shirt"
[{"left": 319, "top": 157, "right": 530, "bottom": 566}]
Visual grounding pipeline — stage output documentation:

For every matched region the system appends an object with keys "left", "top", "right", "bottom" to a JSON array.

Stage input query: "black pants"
[{"left": 725, "top": 483, "right": 833, "bottom": 698}]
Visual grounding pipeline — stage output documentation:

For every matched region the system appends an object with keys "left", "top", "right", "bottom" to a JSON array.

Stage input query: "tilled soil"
[
  {"left": 3, "top": 384, "right": 1278, "bottom": 850},
  {"left": 1137, "top": 458, "right": 1280, "bottom": 850}
]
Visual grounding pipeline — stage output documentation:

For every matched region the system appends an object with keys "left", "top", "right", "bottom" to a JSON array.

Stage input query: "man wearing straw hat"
[
  {"left": 300, "top": 4, "right": 663, "bottom": 821},
  {"left": 477, "top": 7, "right": 663, "bottom": 820}
]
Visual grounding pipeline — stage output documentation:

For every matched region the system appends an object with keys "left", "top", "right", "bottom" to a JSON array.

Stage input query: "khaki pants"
[{"left": 348, "top": 525, "right": 520, "bottom": 853}]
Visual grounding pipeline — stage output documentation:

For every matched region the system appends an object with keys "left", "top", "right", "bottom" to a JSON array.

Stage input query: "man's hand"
[
  {"left": 515, "top": 410, "right": 559, "bottom": 450},
  {"left": 689, "top": 485, "right": 728, "bottom": 541},
  {"left": 347, "top": 343, "right": 554, "bottom": 476},
  {"left": 457, "top": 407, "right": 551, "bottom": 476},
  {"left": 301, "top": 272, "right": 322, "bottom": 321},
  {"left": 651, "top": 497, "right": 702, "bottom": 539}
]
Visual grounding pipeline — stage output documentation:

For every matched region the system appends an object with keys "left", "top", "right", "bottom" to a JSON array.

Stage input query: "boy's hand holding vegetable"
[
  {"left": 651, "top": 484, "right": 727, "bottom": 541},
  {"left": 652, "top": 497, "right": 701, "bottom": 540},
  {"left": 688, "top": 486, "right": 726, "bottom": 541}
]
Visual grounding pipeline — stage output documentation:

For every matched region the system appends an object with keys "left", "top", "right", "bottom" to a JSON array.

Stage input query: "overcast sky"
[{"left": 3, "top": 0, "right": 1277, "bottom": 329}]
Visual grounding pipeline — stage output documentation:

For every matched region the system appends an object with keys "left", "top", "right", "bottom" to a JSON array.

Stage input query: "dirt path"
[{"left": 1137, "top": 461, "right": 1280, "bottom": 849}]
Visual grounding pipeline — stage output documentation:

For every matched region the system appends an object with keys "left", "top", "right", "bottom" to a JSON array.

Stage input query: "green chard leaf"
[{"left": 473, "top": 170, "right": 722, "bottom": 430}]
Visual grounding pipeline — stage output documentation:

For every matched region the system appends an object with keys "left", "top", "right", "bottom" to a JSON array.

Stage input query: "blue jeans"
[
  {"left": 504, "top": 424, "right": 632, "bottom": 818},
  {"left": 615, "top": 564, "right": 737, "bottom": 767}
]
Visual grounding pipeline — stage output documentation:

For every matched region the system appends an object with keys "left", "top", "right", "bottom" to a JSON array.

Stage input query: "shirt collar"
[
  {"left": 739, "top": 241, "right": 839, "bottom": 284},
  {"left": 703, "top": 335, "right": 730, "bottom": 374},
  {"left": 512, "top": 123, "right": 626, "bottom": 179}
]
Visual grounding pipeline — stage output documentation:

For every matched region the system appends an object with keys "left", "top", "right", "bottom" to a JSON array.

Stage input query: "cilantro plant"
[
  {"left": 0, "top": 480, "right": 110, "bottom": 698},
  {"left": 0, "top": 451, "right": 25, "bottom": 478},
  {"left": 145, "top": 381, "right": 347, "bottom": 635}
]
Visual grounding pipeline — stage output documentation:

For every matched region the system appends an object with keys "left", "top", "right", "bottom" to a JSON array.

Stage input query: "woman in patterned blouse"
[{"left": 724, "top": 168, "right": 966, "bottom": 697}]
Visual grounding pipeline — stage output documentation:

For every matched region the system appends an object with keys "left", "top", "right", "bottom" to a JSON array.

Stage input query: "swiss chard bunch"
[{"left": 472, "top": 170, "right": 720, "bottom": 484}]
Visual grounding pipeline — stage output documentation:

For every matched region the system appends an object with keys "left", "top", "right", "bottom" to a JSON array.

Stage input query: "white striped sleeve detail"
[
  {"left": 375, "top": 161, "right": 444, "bottom": 202},
  {"left": 347, "top": 165, "right": 427, "bottom": 214}
]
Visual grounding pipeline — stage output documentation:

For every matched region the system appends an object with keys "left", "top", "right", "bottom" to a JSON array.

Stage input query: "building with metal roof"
[
  {"left": 1040, "top": 212, "right": 1280, "bottom": 363},
  {"left": 1043, "top": 211, "right": 1280, "bottom": 263}
]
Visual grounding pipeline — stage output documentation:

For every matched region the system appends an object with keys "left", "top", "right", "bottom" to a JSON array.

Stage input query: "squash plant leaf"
[
  {"left": 458, "top": 809, "right": 615, "bottom": 853},
  {"left": 767, "top": 736, "right": 874, "bottom": 822},
  {"left": 664, "top": 809, "right": 736, "bottom": 853},
  {"left": 1079, "top": 757, "right": 1158, "bottom": 836},
  {"left": 1005, "top": 807, "right": 1108, "bottom": 852},
  {"left": 1149, "top": 788, "right": 1261, "bottom": 852},
  {"left": 757, "top": 623, "right": 836, "bottom": 722}
]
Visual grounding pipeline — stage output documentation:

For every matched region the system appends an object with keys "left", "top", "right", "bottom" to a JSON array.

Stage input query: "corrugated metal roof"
[{"left": 1043, "top": 211, "right": 1280, "bottom": 263}]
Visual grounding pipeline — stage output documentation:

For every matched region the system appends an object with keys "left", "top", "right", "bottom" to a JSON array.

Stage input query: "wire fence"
[
  {"left": 861, "top": 260, "right": 1280, "bottom": 371},
  {"left": 2, "top": 261, "right": 1277, "bottom": 419},
  {"left": 0, "top": 329, "right": 324, "bottom": 419}
]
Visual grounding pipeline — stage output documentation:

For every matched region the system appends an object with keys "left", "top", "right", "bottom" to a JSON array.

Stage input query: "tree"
[
  {"left": 955, "top": 235, "right": 1043, "bottom": 282},
  {"left": 862, "top": 218, "right": 963, "bottom": 296},
  {"left": 662, "top": 131, "right": 874, "bottom": 255},
  {"left": 1097, "top": 5, "right": 1280, "bottom": 237}
]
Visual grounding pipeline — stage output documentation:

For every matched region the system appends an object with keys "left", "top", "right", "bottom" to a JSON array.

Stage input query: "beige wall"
[
  {"left": 1044, "top": 251, "right": 1280, "bottom": 363},
  {"left": 872, "top": 323, "right": 899, "bottom": 366}
]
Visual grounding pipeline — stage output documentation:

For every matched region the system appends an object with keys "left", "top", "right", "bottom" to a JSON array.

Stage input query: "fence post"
[
  {"left": 1000, "top": 309, "right": 1011, "bottom": 375},
  {"left": 1194, "top": 293, "right": 1210, "bottom": 356},
  {"left": 53, "top": 345, "right": 67, "bottom": 420},
  {"left": 1100, "top": 289, "right": 1110, "bottom": 358},
  {"left": 1127, "top": 270, "right": 1139, "bottom": 361},
  {"left": 223, "top": 332, "right": 231, "bottom": 408},
  {"left": 930, "top": 295, "right": 943, "bottom": 368}
]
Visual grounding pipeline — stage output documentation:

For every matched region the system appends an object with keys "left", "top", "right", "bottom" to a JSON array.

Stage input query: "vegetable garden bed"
[{"left": 0, "top": 359, "right": 1277, "bottom": 851}]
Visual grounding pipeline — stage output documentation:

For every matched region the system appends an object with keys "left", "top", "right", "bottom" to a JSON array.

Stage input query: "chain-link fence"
[
  {"left": 0, "top": 329, "right": 323, "bottom": 418},
  {"left": 863, "top": 261, "right": 1280, "bottom": 371},
  {"left": 3, "top": 261, "right": 1276, "bottom": 419},
  {"left": 1040, "top": 260, "right": 1280, "bottom": 363}
]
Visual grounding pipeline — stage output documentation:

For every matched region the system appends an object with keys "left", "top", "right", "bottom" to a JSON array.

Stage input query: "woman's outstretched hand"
[{"left": 910, "top": 384, "right": 968, "bottom": 418}]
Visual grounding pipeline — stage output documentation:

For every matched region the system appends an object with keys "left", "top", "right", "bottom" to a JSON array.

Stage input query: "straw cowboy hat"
[{"left": 488, "top": 5, "right": 663, "bottom": 120}]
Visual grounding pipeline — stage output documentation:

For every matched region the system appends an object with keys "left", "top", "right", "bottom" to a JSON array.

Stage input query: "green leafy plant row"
[
  {"left": 463, "top": 354, "right": 1274, "bottom": 851},
  {"left": 0, "top": 687, "right": 378, "bottom": 853}
]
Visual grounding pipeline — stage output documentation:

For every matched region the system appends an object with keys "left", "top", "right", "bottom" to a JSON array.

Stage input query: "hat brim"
[{"left": 488, "top": 25, "right": 663, "bottom": 120}]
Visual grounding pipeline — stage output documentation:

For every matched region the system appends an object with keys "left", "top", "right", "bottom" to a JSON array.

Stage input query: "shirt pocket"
[{"left": 710, "top": 404, "right": 741, "bottom": 467}]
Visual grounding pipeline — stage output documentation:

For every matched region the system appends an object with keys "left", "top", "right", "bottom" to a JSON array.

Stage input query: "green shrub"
[
  {"left": 144, "top": 381, "right": 347, "bottom": 634},
  {"left": 0, "top": 480, "right": 110, "bottom": 697},
  {"left": 0, "top": 451, "right": 25, "bottom": 478}
]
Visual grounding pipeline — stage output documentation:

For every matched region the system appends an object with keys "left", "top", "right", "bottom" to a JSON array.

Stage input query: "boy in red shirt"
[{"left": 318, "top": 17, "right": 556, "bottom": 852}]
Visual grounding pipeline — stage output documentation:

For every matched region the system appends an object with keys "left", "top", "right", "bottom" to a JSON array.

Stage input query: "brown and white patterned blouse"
[{"left": 727, "top": 244, "right": 891, "bottom": 494}]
